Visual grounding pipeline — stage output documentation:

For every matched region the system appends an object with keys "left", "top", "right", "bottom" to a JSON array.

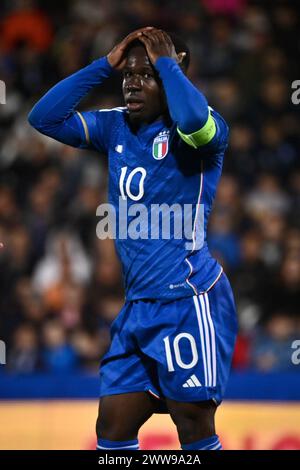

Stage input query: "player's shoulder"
[
  {"left": 79, "top": 106, "right": 127, "bottom": 131},
  {"left": 99, "top": 106, "right": 128, "bottom": 139},
  {"left": 77, "top": 106, "right": 127, "bottom": 151},
  {"left": 92, "top": 106, "right": 127, "bottom": 142},
  {"left": 97, "top": 106, "right": 127, "bottom": 114},
  {"left": 96, "top": 106, "right": 127, "bottom": 121}
]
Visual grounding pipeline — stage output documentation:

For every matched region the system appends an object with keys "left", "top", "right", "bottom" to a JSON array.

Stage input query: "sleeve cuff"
[{"left": 101, "top": 56, "right": 114, "bottom": 73}]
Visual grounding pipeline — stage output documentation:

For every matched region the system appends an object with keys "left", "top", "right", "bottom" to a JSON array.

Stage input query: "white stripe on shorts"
[
  {"left": 194, "top": 294, "right": 217, "bottom": 388},
  {"left": 193, "top": 296, "right": 208, "bottom": 386},
  {"left": 204, "top": 293, "right": 217, "bottom": 387},
  {"left": 198, "top": 294, "right": 212, "bottom": 387}
]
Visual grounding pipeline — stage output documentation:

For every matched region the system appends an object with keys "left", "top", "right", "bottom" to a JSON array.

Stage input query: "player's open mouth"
[
  {"left": 127, "top": 102, "right": 144, "bottom": 112},
  {"left": 126, "top": 98, "right": 144, "bottom": 112}
]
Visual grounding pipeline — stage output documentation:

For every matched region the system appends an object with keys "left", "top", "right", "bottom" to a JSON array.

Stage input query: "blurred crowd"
[{"left": 0, "top": 0, "right": 299, "bottom": 375}]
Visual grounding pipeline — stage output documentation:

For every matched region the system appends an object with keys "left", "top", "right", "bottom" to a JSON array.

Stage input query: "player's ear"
[
  {"left": 177, "top": 52, "right": 187, "bottom": 73},
  {"left": 177, "top": 52, "right": 186, "bottom": 65}
]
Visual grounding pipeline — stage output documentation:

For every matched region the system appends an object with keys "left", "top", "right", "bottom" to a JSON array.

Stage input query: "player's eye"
[{"left": 143, "top": 73, "right": 153, "bottom": 79}]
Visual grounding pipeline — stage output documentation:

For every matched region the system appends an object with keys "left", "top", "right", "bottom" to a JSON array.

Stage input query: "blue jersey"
[
  {"left": 28, "top": 56, "right": 229, "bottom": 301},
  {"left": 77, "top": 106, "right": 228, "bottom": 300}
]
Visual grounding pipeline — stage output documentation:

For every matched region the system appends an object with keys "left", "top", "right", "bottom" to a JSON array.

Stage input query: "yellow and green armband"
[{"left": 177, "top": 109, "right": 216, "bottom": 149}]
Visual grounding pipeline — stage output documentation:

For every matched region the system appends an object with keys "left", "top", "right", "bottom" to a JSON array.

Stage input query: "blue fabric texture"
[
  {"left": 181, "top": 434, "right": 222, "bottom": 450},
  {"left": 97, "top": 438, "right": 139, "bottom": 450},
  {"left": 154, "top": 56, "right": 209, "bottom": 134}
]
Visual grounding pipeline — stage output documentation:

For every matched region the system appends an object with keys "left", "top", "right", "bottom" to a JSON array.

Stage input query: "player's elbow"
[
  {"left": 177, "top": 108, "right": 209, "bottom": 135},
  {"left": 28, "top": 102, "right": 51, "bottom": 133},
  {"left": 178, "top": 118, "right": 205, "bottom": 135},
  {"left": 28, "top": 106, "right": 42, "bottom": 130}
]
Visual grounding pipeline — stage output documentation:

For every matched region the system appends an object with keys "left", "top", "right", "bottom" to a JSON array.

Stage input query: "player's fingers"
[
  {"left": 138, "top": 35, "right": 151, "bottom": 49},
  {"left": 128, "top": 27, "right": 154, "bottom": 39},
  {"left": 121, "top": 31, "right": 142, "bottom": 47},
  {"left": 151, "top": 29, "right": 169, "bottom": 47},
  {"left": 142, "top": 27, "right": 160, "bottom": 34},
  {"left": 142, "top": 30, "right": 157, "bottom": 41},
  {"left": 161, "top": 31, "right": 177, "bottom": 55},
  {"left": 158, "top": 31, "right": 174, "bottom": 50},
  {"left": 121, "top": 27, "right": 154, "bottom": 47},
  {"left": 161, "top": 30, "right": 173, "bottom": 46},
  {"left": 139, "top": 35, "right": 157, "bottom": 62},
  {"left": 142, "top": 31, "right": 161, "bottom": 49},
  {"left": 139, "top": 30, "right": 152, "bottom": 41},
  {"left": 155, "top": 30, "right": 168, "bottom": 45},
  {"left": 141, "top": 34, "right": 157, "bottom": 51},
  {"left": 154, "top": 31, "right": 164, "bottom": 44}
]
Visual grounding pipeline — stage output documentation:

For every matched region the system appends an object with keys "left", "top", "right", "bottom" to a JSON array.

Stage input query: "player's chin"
[{"left": 127, "top": 107, "right": 148, "bottom": 123}]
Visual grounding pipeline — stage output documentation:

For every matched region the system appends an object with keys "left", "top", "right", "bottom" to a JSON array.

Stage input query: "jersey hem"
[{"left": 125, "top": 267, "right": 224, "bottom": 303}]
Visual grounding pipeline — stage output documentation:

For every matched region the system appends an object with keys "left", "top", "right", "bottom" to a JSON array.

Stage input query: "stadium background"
[{"left": 0, "top": 0, "right": 299, "bottom": 450}]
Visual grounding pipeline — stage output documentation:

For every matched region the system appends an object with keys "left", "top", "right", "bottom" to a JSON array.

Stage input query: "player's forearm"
[
  {"left": 154, "top": 57, "right": 209, "bottom": 134},
  {"left": 28, "top": 57, "right": 113, "bottom": 144}
]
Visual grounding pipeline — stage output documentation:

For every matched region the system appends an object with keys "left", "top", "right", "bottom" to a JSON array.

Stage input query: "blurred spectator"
[
  {"left": 32, "top": 231, "right": 91, "bottom": 294},
  {"left": 226, "top": 122, "right": 257, "bottom": 187},
  {"left": 208, "top": 174, "right": 241, "bottom": 269},
  {"left": 2, "top": 0, "right": 53, "bottom": 53},
  {"left": 70, "top": 328, "right": 110, "bottom": 371},
  {"left": 7, "top": 324, "right": 39, "bottom": 374},
  {"left": 231, "top": 229, "right": 268, "bottom": 331},
  {"left": 250, "top": 313, "right": 297, "bottom": 372},
  {"left": 201, "top": 0, "right": 247, "bottom": 16},
  {"left": 245, "top": 174, "right": 290, "bottom": 220},
  {"left": 42, "top": 319, "right": 78, "bottom": 373},
  {"left": 263, "top": 254, "right": 300, "bottom": 320}
]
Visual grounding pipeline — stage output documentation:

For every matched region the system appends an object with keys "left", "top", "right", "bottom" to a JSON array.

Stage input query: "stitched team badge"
[{"left": 152, "top": 131, "right": 169, "bottom": 160}]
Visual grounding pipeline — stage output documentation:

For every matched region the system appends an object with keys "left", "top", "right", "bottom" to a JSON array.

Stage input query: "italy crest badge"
[{"left": 152, "top": 131, "right": 169, "bottom": 160}]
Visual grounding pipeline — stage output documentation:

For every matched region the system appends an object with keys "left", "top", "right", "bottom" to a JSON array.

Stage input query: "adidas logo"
[{"left": 182, "top": 375, "right": 202, "bottom": 388}]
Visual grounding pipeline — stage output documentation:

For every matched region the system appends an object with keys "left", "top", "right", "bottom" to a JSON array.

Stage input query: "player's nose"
[{"left": 126, "top": 74, "right": 142, "bottom": 91}]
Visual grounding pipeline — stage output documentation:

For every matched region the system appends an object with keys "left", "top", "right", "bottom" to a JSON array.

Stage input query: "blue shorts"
[{"left": 99, "top": 273, "right": 238, "bottom": 407}]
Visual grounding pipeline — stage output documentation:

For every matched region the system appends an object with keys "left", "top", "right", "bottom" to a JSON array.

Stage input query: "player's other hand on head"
[
  {"left": 138, "top": 29, "right": 186, "bottom": 66},
  {"left": 107, "top": 27, "right": 154, "bottom": 70}
]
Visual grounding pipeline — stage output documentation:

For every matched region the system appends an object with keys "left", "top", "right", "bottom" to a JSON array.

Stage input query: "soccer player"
[{"left": 28, "top": 27, "right": 238, "bottom": 451}]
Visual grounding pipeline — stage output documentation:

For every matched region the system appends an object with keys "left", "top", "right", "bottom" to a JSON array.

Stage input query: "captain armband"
[{"left": 177, "top": 110, "right": 216, "bottom": 148}]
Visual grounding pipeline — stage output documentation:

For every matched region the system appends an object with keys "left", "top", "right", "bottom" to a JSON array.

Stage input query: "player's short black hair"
[{"left": 126, "top": 32, "right": 190, "bottom": 72}]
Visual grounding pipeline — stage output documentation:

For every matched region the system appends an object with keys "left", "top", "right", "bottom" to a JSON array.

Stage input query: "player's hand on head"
[
  {"left": 107, "top": 27, "right": 154, "bottom": 70},
  {"left": 139, "top": 29, "right": 186, "bottom": 66}
]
